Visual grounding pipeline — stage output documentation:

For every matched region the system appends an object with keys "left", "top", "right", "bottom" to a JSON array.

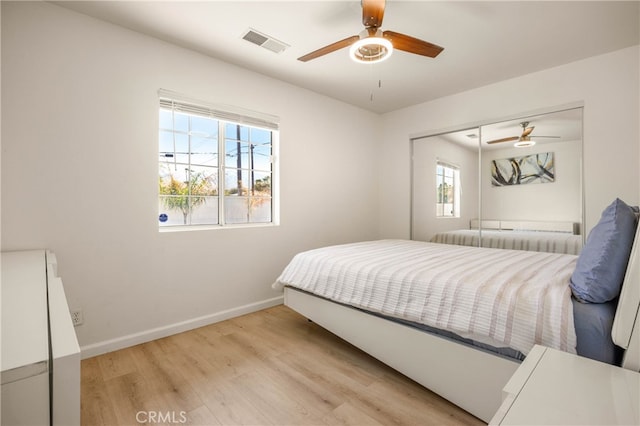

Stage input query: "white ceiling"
[
  {"left": 53, "top": 1, "right": 639, "bottom": 114},
  {"left": 438, "top": 107, "right": 583, "bottom": 151}
]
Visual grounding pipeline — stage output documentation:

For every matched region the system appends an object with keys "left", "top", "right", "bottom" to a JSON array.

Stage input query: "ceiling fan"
[
  {"left": 298, "top": 0, "right": 444, "bottom": 63},
  {"left": 486, "top": 121, "right": 560, "bottom": 147}
]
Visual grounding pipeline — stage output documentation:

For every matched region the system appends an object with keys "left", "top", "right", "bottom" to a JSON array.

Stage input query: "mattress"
[
  {"left": 285, "top": 287, "right": 619, "bottom": 365},
  {"left": 430, "top": 229, "right": 583, "bottom": 255},
  {"left": 380, "top": 295, "right": 618, "bottom": 364},
  {"left": 274, "top": 239, "right": 578, "bottom": 357},
  {"left": 573, "top": 298, "right": 622, "bottom": 365}
]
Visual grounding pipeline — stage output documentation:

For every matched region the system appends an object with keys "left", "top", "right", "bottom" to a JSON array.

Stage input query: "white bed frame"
[{"left": 284, "top": 224, "right": 640, "bottom": 423}]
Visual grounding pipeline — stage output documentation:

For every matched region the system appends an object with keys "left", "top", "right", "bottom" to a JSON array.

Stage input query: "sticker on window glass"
[{"left": 159, "top": 213, "right": 168, "bottom": 223}]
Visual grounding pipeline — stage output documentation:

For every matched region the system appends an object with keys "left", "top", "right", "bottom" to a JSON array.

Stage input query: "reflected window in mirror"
[
  {"left": 411, "top": 127, "right": 479, "bottom": 243},
  {"left": 436, "top": 161, "right": 460, "bottom": 218}
]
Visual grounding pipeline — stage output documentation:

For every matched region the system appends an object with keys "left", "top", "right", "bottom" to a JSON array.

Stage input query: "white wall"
[
  {"left": 1, "top": 2, "right": 380, "bottom": 355},
  {"left": 379, "top": 46, "right": 640, "bottom": 239}
]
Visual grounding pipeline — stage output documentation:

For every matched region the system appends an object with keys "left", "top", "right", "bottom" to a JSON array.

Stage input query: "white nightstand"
[{"left": 490, "top": 345, "right": 640, "bottom": 425}]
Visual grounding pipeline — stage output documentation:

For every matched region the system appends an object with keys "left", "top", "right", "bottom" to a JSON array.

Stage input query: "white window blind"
[{"left": 158, "top": 89, "right": 279, "bottom": 131}]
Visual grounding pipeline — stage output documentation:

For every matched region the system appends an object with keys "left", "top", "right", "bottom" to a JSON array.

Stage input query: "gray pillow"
[{"left": 570, "top": 198, "right": 638, "bottom": 303}]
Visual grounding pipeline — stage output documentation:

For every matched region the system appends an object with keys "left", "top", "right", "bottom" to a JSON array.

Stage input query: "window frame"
[
  {"left": 158, "top": 90, "right": 279, "bottom": 230},
  {"left": 436, "top": 160, "right": 460, "bottom": 218}
]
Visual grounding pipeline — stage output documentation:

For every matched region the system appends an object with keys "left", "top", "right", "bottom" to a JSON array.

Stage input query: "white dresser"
[
  {"left": 1, "top": 250, "right": 80, "bottom": 426},
  {"left": 490, "top": 345, "right": 640, "bottom": 425}
]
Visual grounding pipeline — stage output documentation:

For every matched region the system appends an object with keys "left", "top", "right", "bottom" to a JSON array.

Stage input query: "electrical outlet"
[{"left": 70, "top": 309, "right": 84, "bottom": 326}]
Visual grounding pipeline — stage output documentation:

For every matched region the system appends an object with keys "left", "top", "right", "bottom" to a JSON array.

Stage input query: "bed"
[
  {"left": 272, "top": 201, "right": 640, "bottom": 423},
  {"left": 430, "top": 219, "right": 583, "bottom": 255}
]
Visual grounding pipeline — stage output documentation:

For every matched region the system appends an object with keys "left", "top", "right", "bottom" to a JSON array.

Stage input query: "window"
[
  {"left": 436, "top": 161, "right": 460, "bottom": 217},
  {"left": 158, "top": 91, "right": 278, "bottom": 228}
]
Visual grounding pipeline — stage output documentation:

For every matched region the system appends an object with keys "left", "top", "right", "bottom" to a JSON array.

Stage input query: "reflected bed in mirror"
[
  {"left": 430, "top": 219, "right": 583, "bottom": 254},
  {"left": 411, "top": 106, "right": 583, "bottom": 254}
]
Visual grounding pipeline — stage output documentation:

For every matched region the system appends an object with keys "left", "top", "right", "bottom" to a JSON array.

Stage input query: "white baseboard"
[{"left": 79, "top": 296, "right": 284, "bottom": 359}]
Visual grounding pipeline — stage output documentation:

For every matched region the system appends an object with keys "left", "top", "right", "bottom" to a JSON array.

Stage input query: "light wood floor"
[{"left": 81, "top": 305, "right": 485, "bottom": 425}]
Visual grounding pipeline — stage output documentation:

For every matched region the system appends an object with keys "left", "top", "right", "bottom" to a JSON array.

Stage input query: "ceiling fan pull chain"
[
  {"left": 369, "top": 62, "right": 375, "bottom": 102},
  {"left": 369, "top": 67, "right": 384, "bottom": 102}
]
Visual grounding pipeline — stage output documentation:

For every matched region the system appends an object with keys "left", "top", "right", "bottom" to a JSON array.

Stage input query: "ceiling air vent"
[{"left": 241, "top": 28, "right": 289, "bottom": 54}]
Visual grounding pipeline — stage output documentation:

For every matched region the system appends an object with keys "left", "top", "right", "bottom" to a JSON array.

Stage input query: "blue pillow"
[{"left": 570, "top": 198, "right": 638, "bottom": 303}]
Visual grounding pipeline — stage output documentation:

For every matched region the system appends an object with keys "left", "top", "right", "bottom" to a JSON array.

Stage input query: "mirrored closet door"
[
  {"left": 411, "top": 127, "right": 481, "bottom": 242},
  {"left": 411, "top": 107, "right": 584, "bottom": 254}
]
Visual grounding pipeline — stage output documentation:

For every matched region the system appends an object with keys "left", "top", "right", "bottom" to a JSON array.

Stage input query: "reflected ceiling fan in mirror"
[
  {"left": 298, "top": 0, "right": 444, "bottom": 63},
  {"left": 486, "top": 121, "right": 560, "bottom": 148}
]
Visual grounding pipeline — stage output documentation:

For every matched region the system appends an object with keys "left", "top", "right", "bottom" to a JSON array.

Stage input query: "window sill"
[{"left": 159, "top": 222, "right": 279, "bottom": 233}]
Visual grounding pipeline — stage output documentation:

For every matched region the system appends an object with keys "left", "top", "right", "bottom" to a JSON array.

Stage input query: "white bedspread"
[{"left": 273, "top": 239, "right": 577, "bottom": 355}]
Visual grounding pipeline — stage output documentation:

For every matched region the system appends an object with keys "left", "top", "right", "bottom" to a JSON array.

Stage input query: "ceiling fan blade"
[
  {"left": 297, "top": 35, "right": 360, "bottom": 62},
  {"left": 486, "top": 136, "right": 519, "bottom": 145},
  {"left": 362, "top": 0, "right": 386, "bottom": 28},
  {"left": 533, "top": 135, "right": 561, "bottom": 139},
  {"left": 521, "top": 126, "right": 534, "bottom": 138},
  {"left": 383, "top": 30, "right": 444, "bottom": 58}
]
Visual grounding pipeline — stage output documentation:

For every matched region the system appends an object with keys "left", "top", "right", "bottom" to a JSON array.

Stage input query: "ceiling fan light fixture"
[
  {"left": 349, "top": 33, "right": 393, "bottom": 64},
  {"left": 514, "top": 139, "right": 536, "bottom": 148}
]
